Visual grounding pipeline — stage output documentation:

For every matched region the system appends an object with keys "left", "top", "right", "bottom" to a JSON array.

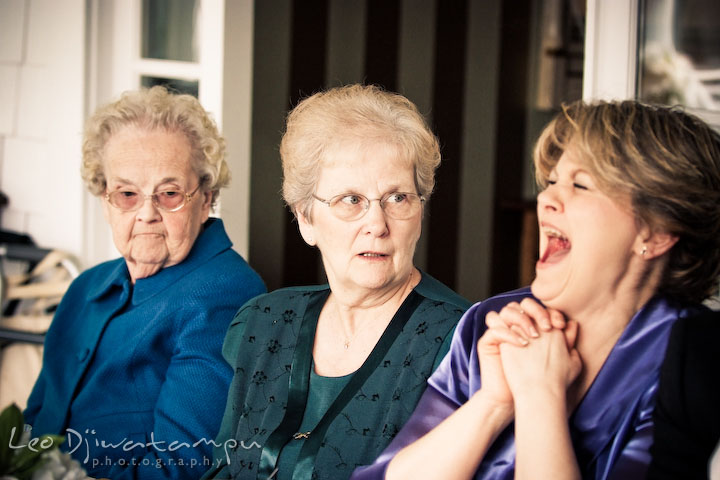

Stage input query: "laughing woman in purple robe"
[{"left": 351, "top": 100, "right": 720, "bottom": 480}]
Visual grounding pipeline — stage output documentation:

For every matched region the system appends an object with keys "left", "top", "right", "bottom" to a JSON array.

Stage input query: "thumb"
[
  {"left": 564, "top": 319, "right": 579, "bottom": 350},
  {"left": 568, "top": 348, "right": 583, "bottom": 382}
]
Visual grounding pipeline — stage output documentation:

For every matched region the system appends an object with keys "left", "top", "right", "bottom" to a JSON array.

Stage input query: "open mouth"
[{"left": 540, "top": 227, "right": 570, "bottom": 263}]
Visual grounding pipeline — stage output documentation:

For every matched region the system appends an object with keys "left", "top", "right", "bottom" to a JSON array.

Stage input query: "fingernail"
[{"left": 530, "top": 327, "right": 539, "bottom": 337}]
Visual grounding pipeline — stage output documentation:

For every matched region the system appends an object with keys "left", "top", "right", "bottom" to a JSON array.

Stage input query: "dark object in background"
[{"left": 648, "top": 309, "right": 720, "bottom": 479}]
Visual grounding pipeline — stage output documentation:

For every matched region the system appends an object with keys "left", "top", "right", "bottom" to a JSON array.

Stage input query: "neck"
[
  {"left": 329, "top": 268, "right": 419, "bottom": 340},
  {"left": 312, "top": 268, "right": 420, "bottom": 374},
  {"left": 564, "top": 257, "right": 666, "bottom": 406},
  {"left": 126, "top": 260, "right": 164, "bottom": 283}
]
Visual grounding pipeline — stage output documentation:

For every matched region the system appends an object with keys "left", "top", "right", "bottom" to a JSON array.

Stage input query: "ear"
[
  {"left": 199, "top": 190, "right": 213, "bottom": 223},
  {"left": 636, "top": 230, "right": 678, "bottom": 259},
  {"left": 296, "top": 207, "right": 316, "bottom": 247}
]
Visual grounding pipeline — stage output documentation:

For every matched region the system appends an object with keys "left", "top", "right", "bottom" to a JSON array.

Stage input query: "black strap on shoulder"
[
  {"left": 258, "top": 289, "right": 329, "bottom": 479},
  {"left": 293, "top": 290, "right": 424, "bottom": 478}
]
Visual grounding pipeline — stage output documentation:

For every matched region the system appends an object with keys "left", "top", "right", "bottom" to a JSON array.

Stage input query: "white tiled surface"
[
  {"left": 16, "top": 66, "right": 49, "bottom": 139},
  {"left": 2, "top": 137, "right": 47, "bottom": 213},
  {"left": 26, "top": 0, "right": 59, "bottom": 65},
  {"left": 0, "top": 0, "right": 25, "bottom": 63},
  {"left": 0, "top": 66, "right": 19, "bottom": 135},
  {"left": 0, "top": 0, "right": 86, "bottom": 264}
]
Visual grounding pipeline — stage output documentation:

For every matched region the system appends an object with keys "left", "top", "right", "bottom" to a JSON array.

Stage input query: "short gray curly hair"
[
  {"left": 280, "top": 84, "right": 441, "bottom": 220},
  {"left": 81, "top": 86, "right": 229, "bottom": 205}
]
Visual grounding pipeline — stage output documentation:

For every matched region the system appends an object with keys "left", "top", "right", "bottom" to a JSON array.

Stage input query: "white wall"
[{"left": 0, "top": 0, "right": 87, "bottom": 267}]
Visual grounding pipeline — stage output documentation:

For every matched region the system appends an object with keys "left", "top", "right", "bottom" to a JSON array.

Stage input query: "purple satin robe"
[{"left": 351, "top": 287, "right": 703, "bottom": 480}]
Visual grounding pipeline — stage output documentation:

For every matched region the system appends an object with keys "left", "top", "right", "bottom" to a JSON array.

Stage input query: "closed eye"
[
  {"left": 158, "top": 190, "right": 181, "bottom": 198},
  {"left": 573, "top": 182, "right": 588, "bottom": 190}
]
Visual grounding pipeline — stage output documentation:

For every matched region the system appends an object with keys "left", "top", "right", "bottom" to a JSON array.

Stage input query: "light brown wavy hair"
[
  {"left": 534, "top": 99, "right": 720, "bottom": 303},
  {"left": 280, "top": 84, "right": 441, "bottom": 220},
  {"left": 81, "top": 86, "right": 229, "bottom": 205}
]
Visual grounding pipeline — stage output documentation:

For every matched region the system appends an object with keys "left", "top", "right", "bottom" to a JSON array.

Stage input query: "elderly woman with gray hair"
[
  {"left": 203, "top": 84, "right": 470, "bottom": 480},
  {"left": 24, "top": 86, "right": 266, "bottom": 480}
]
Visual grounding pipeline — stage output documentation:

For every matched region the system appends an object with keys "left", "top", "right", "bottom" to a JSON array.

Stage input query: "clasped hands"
[{"left": 476, "top": 298, "right": 583, "bottom": 414}]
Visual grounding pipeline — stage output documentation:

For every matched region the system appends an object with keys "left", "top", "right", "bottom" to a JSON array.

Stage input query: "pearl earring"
[{"left": 641, "top": 245, "right": 647, "bottom": 256}]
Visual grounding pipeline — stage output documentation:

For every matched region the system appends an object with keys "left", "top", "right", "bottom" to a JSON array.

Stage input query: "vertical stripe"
[
  {"left": 364, "top": 0, "right": 400, "bottom": 90},
  {"left": 457, "top": 0, "right": 502, "bottom": 301},
  {"left": 326, "top": 0, "right": 367, "bottom": 87},
  {"left": 426, "top": 0, "right": 468, "bottom": 290},
  {"left": 282, "top": 0, "right": 329, "bottom": 287},
  {"left": 489, "top": 0, "right": 532, "bottom": 294},
  {"left": 397, "top": 0, "right": 437, "bottom": 273},
  {"left": 248, "top": 0, "right": 292, "bottom": 292}
]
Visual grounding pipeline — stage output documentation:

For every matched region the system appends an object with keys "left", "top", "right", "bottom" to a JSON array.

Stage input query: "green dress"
[{"left": 204, "top": 272, "right": 470, "bottom": 480}]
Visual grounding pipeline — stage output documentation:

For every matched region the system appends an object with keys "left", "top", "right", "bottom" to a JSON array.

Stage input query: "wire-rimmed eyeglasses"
[
  {"left": 312, "top": 191, "right": 425, "bottom": 221},
  {"left": 105, "top": 185, "right": 201, "bottom": 212}
]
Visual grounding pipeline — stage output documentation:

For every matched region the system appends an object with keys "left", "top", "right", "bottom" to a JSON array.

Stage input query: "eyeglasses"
[
  {"left": 312, "top": 192, "right": 425, "bottom": 221},
  {"left": 105, "top": 185, "right": 201, "bottom": 212}
]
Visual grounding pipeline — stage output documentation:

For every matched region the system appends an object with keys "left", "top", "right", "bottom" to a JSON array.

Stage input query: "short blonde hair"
[
  {"left": 534, "top": 100, "right": 720, "bottom": 303},
  {"left": 81, "top": 86, "right": 229, "bottom": 205},
  {"left": 280, "top": 84, "right": 441, "bottom": 219}
]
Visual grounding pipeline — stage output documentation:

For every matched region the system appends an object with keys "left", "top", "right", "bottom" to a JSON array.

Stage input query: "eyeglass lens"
[
  {"left": 107, "top": 190, "right": 187, "bottom": 212},
  {"left": 328, "top": 193, "right": 422, "bottom": 220}
]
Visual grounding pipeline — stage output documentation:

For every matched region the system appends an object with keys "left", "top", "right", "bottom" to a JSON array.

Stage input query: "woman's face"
[
  {"left": 531, "top": 151, "right": 646, "bottom": 316},
  {"left": 102, "top": 126, "right": 211, "bottom": 281},
  {"left": 297, "top": 142, "right": 422, "bottom": 296}
]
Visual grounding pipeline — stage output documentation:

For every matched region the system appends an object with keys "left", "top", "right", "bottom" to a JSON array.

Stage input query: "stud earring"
[{"left": 641, "top": 245, "right": 647, "bottom": 256}]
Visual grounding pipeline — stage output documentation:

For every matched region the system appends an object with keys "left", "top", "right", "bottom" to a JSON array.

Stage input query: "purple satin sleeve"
[
  {"left": 602, "top": 382, "right": 656, "bottom": 480},
  {"left": 607, "top": 420, "right": 654, "bottom": 479}
]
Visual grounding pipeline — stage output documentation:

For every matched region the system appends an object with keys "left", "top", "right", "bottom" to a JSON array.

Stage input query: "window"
[
  {"left": 637, "top": 0, "right": 720, "bottom": 112},
  {"left": 139, "top": 0, "right": 200, "bottom": 96},
  {"left": 584, "top": 0, "right": 720, "bottom": 128}
]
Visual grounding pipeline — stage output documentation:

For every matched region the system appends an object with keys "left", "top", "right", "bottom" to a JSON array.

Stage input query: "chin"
[
  {"left": 530, "top": 277, "right": 557, "bottom": 305},
  {"left": 129, "top": 250, "right": 170, "bottom": 266},
  {"left": 531, "top": 279, "right": 577, "bottom": 316},
  {"left": 353, "top": 272, "right": 394, "bottom": 290}
]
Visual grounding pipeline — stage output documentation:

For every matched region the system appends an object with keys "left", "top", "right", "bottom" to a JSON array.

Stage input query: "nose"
[
  {"left": 362, "top": 199, "right": 389, "bottom": 237},
  {"left": 135, "top": 195, "right": 162, "bottom": 223},
  {"left": 536, "top": 183, "right": 564, "bottom": 214}
]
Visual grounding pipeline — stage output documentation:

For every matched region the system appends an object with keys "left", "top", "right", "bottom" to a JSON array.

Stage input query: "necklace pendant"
[{"left": 344, "top": 341, "right": 350, "bottom": 350}]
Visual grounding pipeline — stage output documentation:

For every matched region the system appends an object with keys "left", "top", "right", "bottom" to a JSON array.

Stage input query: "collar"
[
  {"left": 414, "top": 269, "right": 471, "bottom": 309},
  {"left": 86, "top": 217, "right": 231, "bottom": 305},
  {"left": 86, "top": 258, "right": 130, "bottom": 302}
]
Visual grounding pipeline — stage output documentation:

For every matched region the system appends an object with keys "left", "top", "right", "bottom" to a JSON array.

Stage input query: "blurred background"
[{"left": 0, "top": 0, "right": 718, "bottom": 302}]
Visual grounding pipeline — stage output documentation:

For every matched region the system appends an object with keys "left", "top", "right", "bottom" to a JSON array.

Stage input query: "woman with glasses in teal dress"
[
  {"left": 203, "top": 84, "right": 470, "bottom": 480},
  {"left": 24, "top": 86, "right": 266, "bottom": 480}
]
